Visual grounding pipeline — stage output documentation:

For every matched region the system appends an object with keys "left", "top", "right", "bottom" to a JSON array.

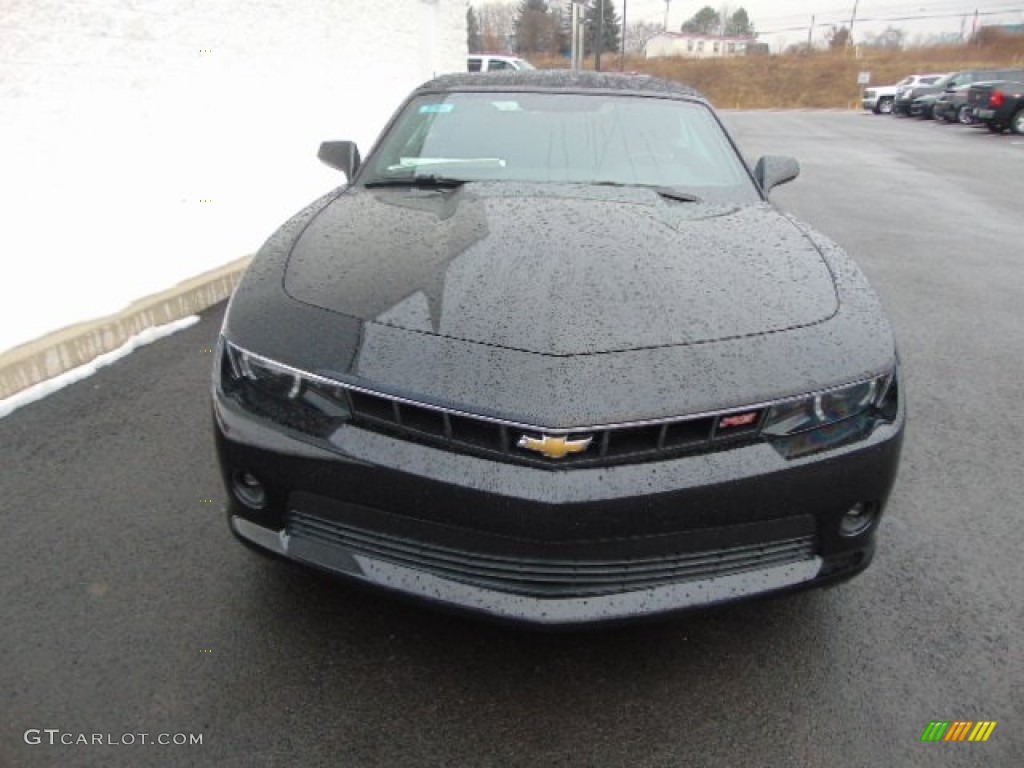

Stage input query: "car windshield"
[{"left": 362, "top": 92, "right": 761, "bottom": 204}]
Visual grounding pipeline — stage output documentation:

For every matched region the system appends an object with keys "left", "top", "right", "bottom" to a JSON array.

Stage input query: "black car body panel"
[
  {"left": 223, "top": 200, "right": 892, "bottom": 430},
  {"left": 214, "top": 71, "right": 905, "bottom": 625},
  {"left": 283, "top": 187, "right": 838, "bottom": 355}
]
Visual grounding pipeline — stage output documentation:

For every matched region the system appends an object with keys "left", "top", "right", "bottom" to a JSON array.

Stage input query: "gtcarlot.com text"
[{"left": 24, "top": 729, "right": 203, "bottom": 746}]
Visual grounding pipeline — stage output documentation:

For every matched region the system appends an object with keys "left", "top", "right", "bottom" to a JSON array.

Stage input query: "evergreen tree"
[
  {"left": 467, "top": 5, "right": 483, "bottom": 53},
  {"left": 584, "top": 0, "right": 620, "bottom": 55},
  {"left": 724, "top": 8, "right": 754, "bottom": 37},
  {"left": 681, "top": 6, "right": 720, "bottom": 35}
]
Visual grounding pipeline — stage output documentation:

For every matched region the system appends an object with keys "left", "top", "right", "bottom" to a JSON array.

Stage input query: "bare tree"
[
  {"left": 515, "top": 0, "right": 561, "bottom": 55},
  {"left": 476, "top": 2, "right": 518, "bottom": 51},
  {"left": 862, "top": 26, "right": 905, "bottom": 50},
  {"left": 624, "top": 20, "right": 663, "bottom": 54},
  {"left": 826, "top": 24, "right": 851, "bottom": 49}
]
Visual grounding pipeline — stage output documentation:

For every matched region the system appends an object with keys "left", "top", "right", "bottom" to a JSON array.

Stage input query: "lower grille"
[{"left": 287, "top": 510, "right": 818, "bottom": 598}]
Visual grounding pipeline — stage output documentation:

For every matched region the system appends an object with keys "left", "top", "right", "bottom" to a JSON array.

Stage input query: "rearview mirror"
[
  {"left": 318, "top": 141, "right": 361, "bottom": 178},
  {"left": 754, "top": 155, "right": 800, "bottom": 193}
]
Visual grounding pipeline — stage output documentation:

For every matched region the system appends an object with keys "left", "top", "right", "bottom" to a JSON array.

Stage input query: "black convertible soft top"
[{"left": 417, "top": 69, "right": 706, "bottom": 101}]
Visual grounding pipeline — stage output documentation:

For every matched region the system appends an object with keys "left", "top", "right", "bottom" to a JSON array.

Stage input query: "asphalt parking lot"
[{"left": 1, "top": 111, "right": 1021, "bottom": 767}]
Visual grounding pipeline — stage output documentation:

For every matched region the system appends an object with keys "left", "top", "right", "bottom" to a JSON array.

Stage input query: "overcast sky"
[{"left": 564, "top": 1, "right": 1024, "bottom": 47}]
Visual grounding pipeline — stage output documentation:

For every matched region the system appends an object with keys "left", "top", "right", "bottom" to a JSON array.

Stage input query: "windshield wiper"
[
  {"left": 652, "top": 187, "right": 701, "bottom": 203},
  {"left": 363, "top": 174, "right": 468, "bottom": 189},
  {"left": 588, "top": 181, "right": 702, "bottom": 203}
]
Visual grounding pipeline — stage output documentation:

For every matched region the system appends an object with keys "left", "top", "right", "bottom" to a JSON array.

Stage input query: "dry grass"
[{"left": 531, "top": 36, "right": 1024, "bottom": 109}]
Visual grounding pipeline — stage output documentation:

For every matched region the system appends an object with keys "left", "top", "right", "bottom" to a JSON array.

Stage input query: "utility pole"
[
  {"left": 848, "top": 0, "right": 859, "bottom": 46},
  {"left": 570, "top": 2, "right": 583, "bottom": 70},
  {"left": 596, "top": 0, "right": 605, "bottom": 71},
  {"left": 621, "top": 0, "right": 627, "bottom": 70},
  {"left": 969, "top": 8, "right": 979, "bottom": 43},
  {"left": 569, "top": 1, "right": 577, "bottom": 70},
  {"left": 664, "top": 0, "right": 671, "bottom": 32},
  {"left": 807, "top": 15, "right": 814, "bottom": 51}
]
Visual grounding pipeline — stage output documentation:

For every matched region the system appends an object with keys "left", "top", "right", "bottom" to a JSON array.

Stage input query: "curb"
[{"left": 0, "top": 255, "right": 252, "bottom": 401}]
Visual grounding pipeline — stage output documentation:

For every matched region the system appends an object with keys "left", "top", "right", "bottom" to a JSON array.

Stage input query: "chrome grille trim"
[
  {"left": 287, "top": 510, "right": 818, "bottom": 598},
  {"left": 225, "top": 340, "right": 892, "bottom": 467}
]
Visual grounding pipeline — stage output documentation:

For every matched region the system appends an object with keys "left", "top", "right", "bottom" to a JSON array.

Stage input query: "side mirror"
[
  {"left": 318, "top": 141, "right": 361, "bottom": 178},
  {"left": 754, "top": 155, "right": 800, "bottom": 193}
]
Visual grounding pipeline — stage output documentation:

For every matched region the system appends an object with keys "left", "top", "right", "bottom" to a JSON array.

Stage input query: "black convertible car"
[{"left": 213, "top": 71, "right": 904, "bottom": 626}]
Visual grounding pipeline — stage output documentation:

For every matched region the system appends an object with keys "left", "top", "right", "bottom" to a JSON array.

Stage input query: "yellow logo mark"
[{"left": 517, "top": 434, "right": 593, "bottom": 459}]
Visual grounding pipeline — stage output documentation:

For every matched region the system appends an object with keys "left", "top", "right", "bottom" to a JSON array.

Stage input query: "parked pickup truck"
[{"left": 968, "top": 81, "right": 1024, "bottom": 134}]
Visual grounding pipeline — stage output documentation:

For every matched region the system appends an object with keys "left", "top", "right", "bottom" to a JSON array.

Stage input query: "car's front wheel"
[
  {"left": 876, "top": 97, "right": 893, "bottom": 115},
  {"left": 957, "top": 105, "right": 975, "bottom": 125},
  {"left": 1011, "top": 108, "right": 1024, "bottom": 135}
]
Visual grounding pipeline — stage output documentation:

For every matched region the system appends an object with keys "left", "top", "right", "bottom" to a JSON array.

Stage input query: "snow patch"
[{"left": 0, "top": 316, "right": 200, "bottom": 420}]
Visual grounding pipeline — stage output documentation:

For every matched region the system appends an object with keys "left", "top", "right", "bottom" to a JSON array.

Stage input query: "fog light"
[
  {"left": 839, "top": 501, "right": 876, "bottom": 537},
  {"left": 232, "top": 471, "right": 267, "bottom": 509}
]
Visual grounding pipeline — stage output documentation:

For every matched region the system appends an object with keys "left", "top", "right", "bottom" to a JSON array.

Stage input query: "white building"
[
  {"left": 645, "top": 32, "right": 754, "bottom": 59},
  {"left": 0, "top": 0, "right": 466, "bottom": 355}
]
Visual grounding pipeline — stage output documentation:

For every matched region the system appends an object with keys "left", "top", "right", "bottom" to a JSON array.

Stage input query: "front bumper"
[{"left": 214, "top": 385, "right": 904, "bottom": 626}]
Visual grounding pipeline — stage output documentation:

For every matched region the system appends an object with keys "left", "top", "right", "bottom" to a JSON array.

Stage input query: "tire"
[
  {"left": 957, "top": 105, "right": 975, "bottom": 125},
  {"left": 877, "top": 97, "right": 893, "bottom": 115},
  {"left": 1011, "top": 108, "right": 1024, "bottom": 136}
]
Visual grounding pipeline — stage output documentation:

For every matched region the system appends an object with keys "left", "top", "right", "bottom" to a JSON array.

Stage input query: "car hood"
[{"left": 283, "top": 184, "right": 837, "bottom": 357}]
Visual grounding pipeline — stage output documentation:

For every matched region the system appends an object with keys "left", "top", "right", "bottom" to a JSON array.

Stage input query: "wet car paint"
[{"left": 214, "top": 71, "right": 904, "bottom": 625}]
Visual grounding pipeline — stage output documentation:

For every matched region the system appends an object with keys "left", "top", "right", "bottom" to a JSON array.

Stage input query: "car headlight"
[
  {"left": 762, "top": 371, "right": 898, "bottom": 458},
  {"left": 219, "top": 340, "right": 351, "bottom": 437}
]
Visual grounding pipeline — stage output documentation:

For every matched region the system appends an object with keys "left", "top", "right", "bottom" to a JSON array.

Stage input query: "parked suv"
[
  {"left": 467, "top": 54, "right": 535, "bottom": 72},
  {"left": 892, "top": 73, "right": 950, "bottom": 115}
]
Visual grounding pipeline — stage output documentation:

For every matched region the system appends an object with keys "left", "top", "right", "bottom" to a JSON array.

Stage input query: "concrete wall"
[{"left": 0, "top": 0, "right": 466, "bottom": 354}]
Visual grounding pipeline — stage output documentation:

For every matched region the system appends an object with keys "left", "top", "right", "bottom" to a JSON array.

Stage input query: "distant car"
[
  {"left": 214, "top": 70, "right": 904, "bottom": 627},
  {"left": 893, "top": 73, "right": 951, "bottom": 115},
  {"left": 934, "top": 83, "right": 981, "bottom": 124},
  {"left": 467, "top": 54, "right": 535, "bottom": 72},
  {"left": 862, "top": 75, "right": 915, "bottom": 114},
  {"left": 909, "top": 92, "right": 942, "bottom": 119}
]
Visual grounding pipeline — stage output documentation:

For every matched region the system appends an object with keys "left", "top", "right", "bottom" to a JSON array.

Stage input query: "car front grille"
[
  {"left": 345, "top": 388, "right": 767, "bottom": 469},
  {"left": 287, "top": 509, "right": 818, "bottom": 598}
]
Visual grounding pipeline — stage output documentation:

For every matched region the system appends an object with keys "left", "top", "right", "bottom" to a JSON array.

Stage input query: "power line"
[
  {"left": 756, "top": 7, "right": 1024, "bottom": 35},
  {"left": 621, "top": 0, "right": 1024, "bottom": 28}
]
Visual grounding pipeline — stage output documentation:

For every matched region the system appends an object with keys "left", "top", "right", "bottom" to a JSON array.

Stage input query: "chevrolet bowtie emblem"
[{"left": 517, "top": 433, "right": 593, "bottom": 459}]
